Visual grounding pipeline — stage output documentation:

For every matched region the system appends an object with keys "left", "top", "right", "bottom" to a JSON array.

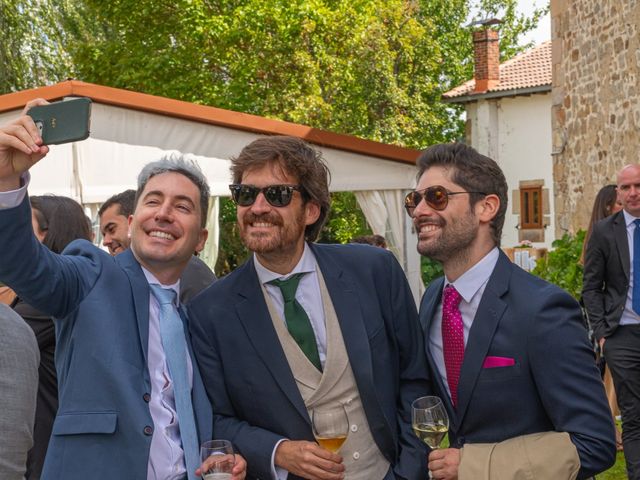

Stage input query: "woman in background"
[
  {"left": 581, "top": 184, "right": 623, "bottom": 451},
  {"left": 12, "top": 195, "right": 92, "bottom": 479}
]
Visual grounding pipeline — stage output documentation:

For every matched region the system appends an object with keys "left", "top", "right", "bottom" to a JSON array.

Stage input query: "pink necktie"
[{"left": 442, "top": 285, "right": 465, "bottom": 407}]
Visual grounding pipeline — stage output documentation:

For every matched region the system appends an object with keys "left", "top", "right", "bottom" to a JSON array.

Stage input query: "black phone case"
[{"left": 27, "top": 97, "right": 92, "bottom": 145}]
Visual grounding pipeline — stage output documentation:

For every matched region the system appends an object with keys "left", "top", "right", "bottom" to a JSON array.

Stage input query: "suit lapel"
[
  {"left": 234, "top": 260, "right": 310, "bottom": 424},
  {"left": 311, "top": 246, "right": 375, "bottom": 401},
  {"left": 117, "top": 249, "right": 150, "bottom": 364},
  {"left": 455, "top": 253, "right": 509, "bottom": 425},
  {"left": 614, "top": 212, "right": 630, "bottom": 280}
]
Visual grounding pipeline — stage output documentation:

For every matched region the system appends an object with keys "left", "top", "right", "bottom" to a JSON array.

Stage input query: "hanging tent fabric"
[{"left": 0, "top": 81, "right": 424, "bottom": 301}]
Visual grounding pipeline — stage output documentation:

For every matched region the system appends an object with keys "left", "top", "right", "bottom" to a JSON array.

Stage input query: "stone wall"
[{"left": 551, "top": 0, "right": 640, "bottom": 235}]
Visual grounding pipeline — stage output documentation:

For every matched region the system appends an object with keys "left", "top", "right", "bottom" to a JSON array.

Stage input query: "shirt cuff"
[
  {"left": 0, "top": 172, "right": 29, "bottom": 209},
  {"left": 271, "top": 438, "right": 289, "bottom": 480}
]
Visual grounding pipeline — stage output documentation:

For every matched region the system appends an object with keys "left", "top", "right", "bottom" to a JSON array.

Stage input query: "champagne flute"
[
  {"left": 200, "top": 439, "right": 235, "bottom": 480},
  {"left": 312, "top": 405, "right": 349, "bottom": 453},
  {"left": 412, "top": 396, "right": 449, "bottom": 479}
]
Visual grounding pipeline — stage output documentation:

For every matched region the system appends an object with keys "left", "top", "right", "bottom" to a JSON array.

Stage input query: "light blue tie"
[
  {"left": 634, "top": 220, "right": 640, "bottom": 315},
  {"left": 149, "top": 285, "right": 199, "bottom": 480}
]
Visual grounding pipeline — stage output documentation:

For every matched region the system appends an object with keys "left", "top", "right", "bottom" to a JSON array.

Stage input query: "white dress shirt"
[
  {"left": 0, "top": 174, "right": 193, "bottom": 480},
  {"left": 619, "top": 210, "right": 640, "bottom": 325},
  {"left": 429, "top": 247, "right": 500, "bottom": 398},
  {"left": 253, "top": 243, "right": 327, "bottom": 480}
]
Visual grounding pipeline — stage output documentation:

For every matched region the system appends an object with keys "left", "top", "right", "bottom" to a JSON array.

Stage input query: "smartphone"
[{"left": 27, "top": 97, "right": 92, "bottom": 145}]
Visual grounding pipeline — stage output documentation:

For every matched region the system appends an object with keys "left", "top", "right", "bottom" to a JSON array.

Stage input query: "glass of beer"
[
  {"left": 312, "top": 405, "right": 349, "bottom": 453},
  {"left": 200, "top": 439, "right": 235, "bottom": 480},
  {"left": 412, "top": 396, "right": 449, "bottom": 479}
]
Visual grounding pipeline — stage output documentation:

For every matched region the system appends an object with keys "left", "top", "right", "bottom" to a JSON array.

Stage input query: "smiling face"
[
  {"left": 236, "top": 163, "right": 319, "bottom": 274},
  {"left": 413, "top": 166, "right": 480, "bottom": 265},
  {"left": 99, "top": 203, "right": 130, "bottom": 255},
  {"left": 128, "top": 172, "right": 208, "bottom": 284}
]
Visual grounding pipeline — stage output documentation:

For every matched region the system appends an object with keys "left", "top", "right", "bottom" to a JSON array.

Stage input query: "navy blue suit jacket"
[
  {"left": 420, "top": 251, "right": 616, "bottom": 479},
  {"left": 0, "top": 197, "right": 212, "bottom": 480},
  {"left": 189, "top": 243, "right": 430, "bottom": 480}
]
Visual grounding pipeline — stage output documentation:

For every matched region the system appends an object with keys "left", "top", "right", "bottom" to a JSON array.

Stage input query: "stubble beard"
[{"left": 417, "top": 214, "right": 478, "bottom": 265}]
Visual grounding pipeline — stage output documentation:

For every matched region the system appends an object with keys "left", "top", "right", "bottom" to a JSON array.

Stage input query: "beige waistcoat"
[{"left": 262, "top": 270, "right": 390, "bottom": 480}]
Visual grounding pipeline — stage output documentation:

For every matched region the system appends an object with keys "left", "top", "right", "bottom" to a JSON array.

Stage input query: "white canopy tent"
[{"left": 0, "top": 81, "right": 424, "bottom": 301}]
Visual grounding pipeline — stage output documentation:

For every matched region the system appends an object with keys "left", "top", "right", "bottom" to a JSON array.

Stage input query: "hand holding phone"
[{"left": 26, "top": 97, "right": 92, "bottom": 145}]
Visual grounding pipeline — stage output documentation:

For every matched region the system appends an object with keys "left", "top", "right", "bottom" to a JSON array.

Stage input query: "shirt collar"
[
  {"left": 141, "top": 266, "right": 181, "bottom": 306},
  {"left": 444, "top": 247, "right": 500, "bottom": 303},
  {"left": 623, "top": 209, "right": 640, "bottom": 228},
  {"left": 254, "top": 243, "right": 317, "bottom": 285}
]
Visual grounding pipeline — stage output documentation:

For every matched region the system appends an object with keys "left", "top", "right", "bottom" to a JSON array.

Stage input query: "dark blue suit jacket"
[
  {"left": 420, "top": 251, "right": 616, "bottom": 479},
  {"left": 189, "top": 243, "right": 430, "bottom": 480},
  {"left": 0, "top": 197, "right": 212, "bottom": 480}
]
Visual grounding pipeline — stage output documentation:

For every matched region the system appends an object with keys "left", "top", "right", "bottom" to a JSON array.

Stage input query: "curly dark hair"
[{"left": 230, "top": 136, "right": 331, "bottom": 241}]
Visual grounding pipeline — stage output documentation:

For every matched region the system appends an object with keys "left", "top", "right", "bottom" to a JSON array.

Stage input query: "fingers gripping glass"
[
  {"left": 229, "top": 184, "right": 303, "bottom": 207},
  {"left": 404, "top": 185, "right": 486, "bottom": 215}
]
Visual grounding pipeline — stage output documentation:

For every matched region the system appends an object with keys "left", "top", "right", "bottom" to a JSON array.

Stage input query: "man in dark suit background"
[
  {"left": 99, "top": 189, "right": 216, "bottom": 303},
  {"left": 189, "top": 136, "right": 429, "bottom": 480},
  {"left": 583, "top": 164, "right": 640, "bottom": 479},
  {"left": 0, "top": 101, "right": 246, "bottom": 480},
  {"left": 408, "top": 143, "right": 615, "bottom": 479}
]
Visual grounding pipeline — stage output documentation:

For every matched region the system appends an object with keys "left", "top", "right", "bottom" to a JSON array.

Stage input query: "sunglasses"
[
  {"left": 229, "top": 184, "right": 303, "bottom": 207},
  {"left": 404, "top": 185, "right": 486, "bottom": 215}
]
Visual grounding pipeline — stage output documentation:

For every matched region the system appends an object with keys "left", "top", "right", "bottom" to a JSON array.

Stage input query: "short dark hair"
[
  {"left": 136, "top": 154, "right": 210, "bottom": 228},
  {"left": 99, "top": 189, "right": 136, "bottom": 218},
  {"left": 230, "top": 136, "right": 331, "bottom": 241},
  {"left": 31, "top": 195, "right": 93, "bottom": 254},
  {"left": 416, "top": 143, "right": 508, "bottom": 246}
]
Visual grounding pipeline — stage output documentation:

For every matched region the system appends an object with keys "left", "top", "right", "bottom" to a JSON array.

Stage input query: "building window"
[{"left": 520, "top": 186, "right": 543, "bottom": 229}]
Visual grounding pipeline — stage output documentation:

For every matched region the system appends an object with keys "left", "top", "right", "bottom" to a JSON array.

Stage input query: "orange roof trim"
[{"left": 0, "top": 80, "right": 419, "bottom": 165}]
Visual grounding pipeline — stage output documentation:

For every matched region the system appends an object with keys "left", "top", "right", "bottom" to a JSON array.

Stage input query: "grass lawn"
[{"left": 598, "top": 451, "right": 626, "bottom": 479}]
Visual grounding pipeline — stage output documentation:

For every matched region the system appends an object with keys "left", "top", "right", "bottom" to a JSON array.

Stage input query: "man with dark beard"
[
  {"left": 188, "top": 136, "right": 430, "bottom": 480},
  {"left": 407, "top": 143, "right": 615, "bottom": 480}
]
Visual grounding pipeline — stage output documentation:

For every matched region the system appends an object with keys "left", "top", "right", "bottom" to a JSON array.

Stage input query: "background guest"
[{"left": 0, "top": 304, "right": 39, "bottom": 480}]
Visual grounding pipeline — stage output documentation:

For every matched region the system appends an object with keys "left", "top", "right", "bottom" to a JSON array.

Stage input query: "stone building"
[{"left": 551, "top": 0, "right": 640, "bottom": 235}]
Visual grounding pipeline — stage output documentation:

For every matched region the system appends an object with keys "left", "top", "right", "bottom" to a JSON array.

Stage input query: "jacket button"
[
  {"left": 143, "top": 393, "right": 151, "bottom": 403},
  {"left": 143, "top": 425, "right": 153, "bottom": 436}
]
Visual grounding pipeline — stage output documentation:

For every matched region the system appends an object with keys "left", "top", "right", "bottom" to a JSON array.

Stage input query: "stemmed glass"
[
  {"left": 312, "top": 405, "right": 349, "bottom": 453},
  {"left": 200, "top": 439, "right": 235, "bottom": 480},
  {"left": 412, "top": 396, "right": 449, "bottom": 479}
]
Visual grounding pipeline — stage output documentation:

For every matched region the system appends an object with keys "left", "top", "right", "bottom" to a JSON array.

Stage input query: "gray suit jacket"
[{"left": 0, "top": 304, "right": 39, "bottom": 480}]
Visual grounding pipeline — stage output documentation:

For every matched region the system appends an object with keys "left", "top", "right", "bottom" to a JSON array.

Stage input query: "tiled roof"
[{"left": 443, "top": 40, "right": 551, "bottom": 100}]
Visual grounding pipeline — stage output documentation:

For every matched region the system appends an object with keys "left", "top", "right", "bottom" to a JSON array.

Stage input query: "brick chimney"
[{"left": 473, "top": 26, "right": 500, "bottom": 92}]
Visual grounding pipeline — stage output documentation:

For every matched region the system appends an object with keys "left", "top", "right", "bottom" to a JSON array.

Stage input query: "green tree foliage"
[
  {"left": 0, "top": 0, "right": 73, "bottom": 92},
  {"left": 532, "top": 230, "right": 586, "bottom": 300},
  {"left": 56, "top": 0, "right": 546, "bottom": 148}
]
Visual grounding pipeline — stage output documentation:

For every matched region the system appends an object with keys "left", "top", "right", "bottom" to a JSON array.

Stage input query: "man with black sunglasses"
[
  {"left": 189, "top": 135, "right": 430, "bottom": 480},
  {"left": 409, "top": 143, "right": 615, "bottom": 479}
]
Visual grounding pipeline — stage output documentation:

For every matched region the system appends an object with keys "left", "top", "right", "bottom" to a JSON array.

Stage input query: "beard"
[
  {"left": 239, "top": 209, "right": 306, "bottom": 255},
  {"left": 416, "top": 212, "right": 478, "bottom": 264}
]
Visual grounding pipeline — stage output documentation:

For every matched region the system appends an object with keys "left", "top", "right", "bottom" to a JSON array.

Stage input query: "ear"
[
  {"left": 194, "top": 228, "right": 209, "bottom": 254},
  {"left": 305, "top": 201, "right": 321, "bottom": 226},
  {"left": 476, "top": 194, "right": 500, "bottom": 225},
  {"left": 127, "top": 214, "right": 133, "bottom": 238}
]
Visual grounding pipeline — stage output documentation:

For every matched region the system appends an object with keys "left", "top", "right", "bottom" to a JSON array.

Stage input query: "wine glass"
[
  {"left": 312, "top": 405, "right": 349, "bottom": 453},
  {"left": 200, "top": 439, "right": 235, "bottom": 480},
  {"left": 412, "top": 396, "right": 449, "bottom": 479}
]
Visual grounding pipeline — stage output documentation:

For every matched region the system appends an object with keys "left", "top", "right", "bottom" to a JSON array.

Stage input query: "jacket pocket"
[{"left": 52, "top": 411, "right": 117, "bottom": 436}]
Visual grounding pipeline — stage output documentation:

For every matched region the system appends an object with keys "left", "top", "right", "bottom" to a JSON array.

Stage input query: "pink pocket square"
[{"left": 482, "top": 356, "right": 515, "bottom": 368}]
